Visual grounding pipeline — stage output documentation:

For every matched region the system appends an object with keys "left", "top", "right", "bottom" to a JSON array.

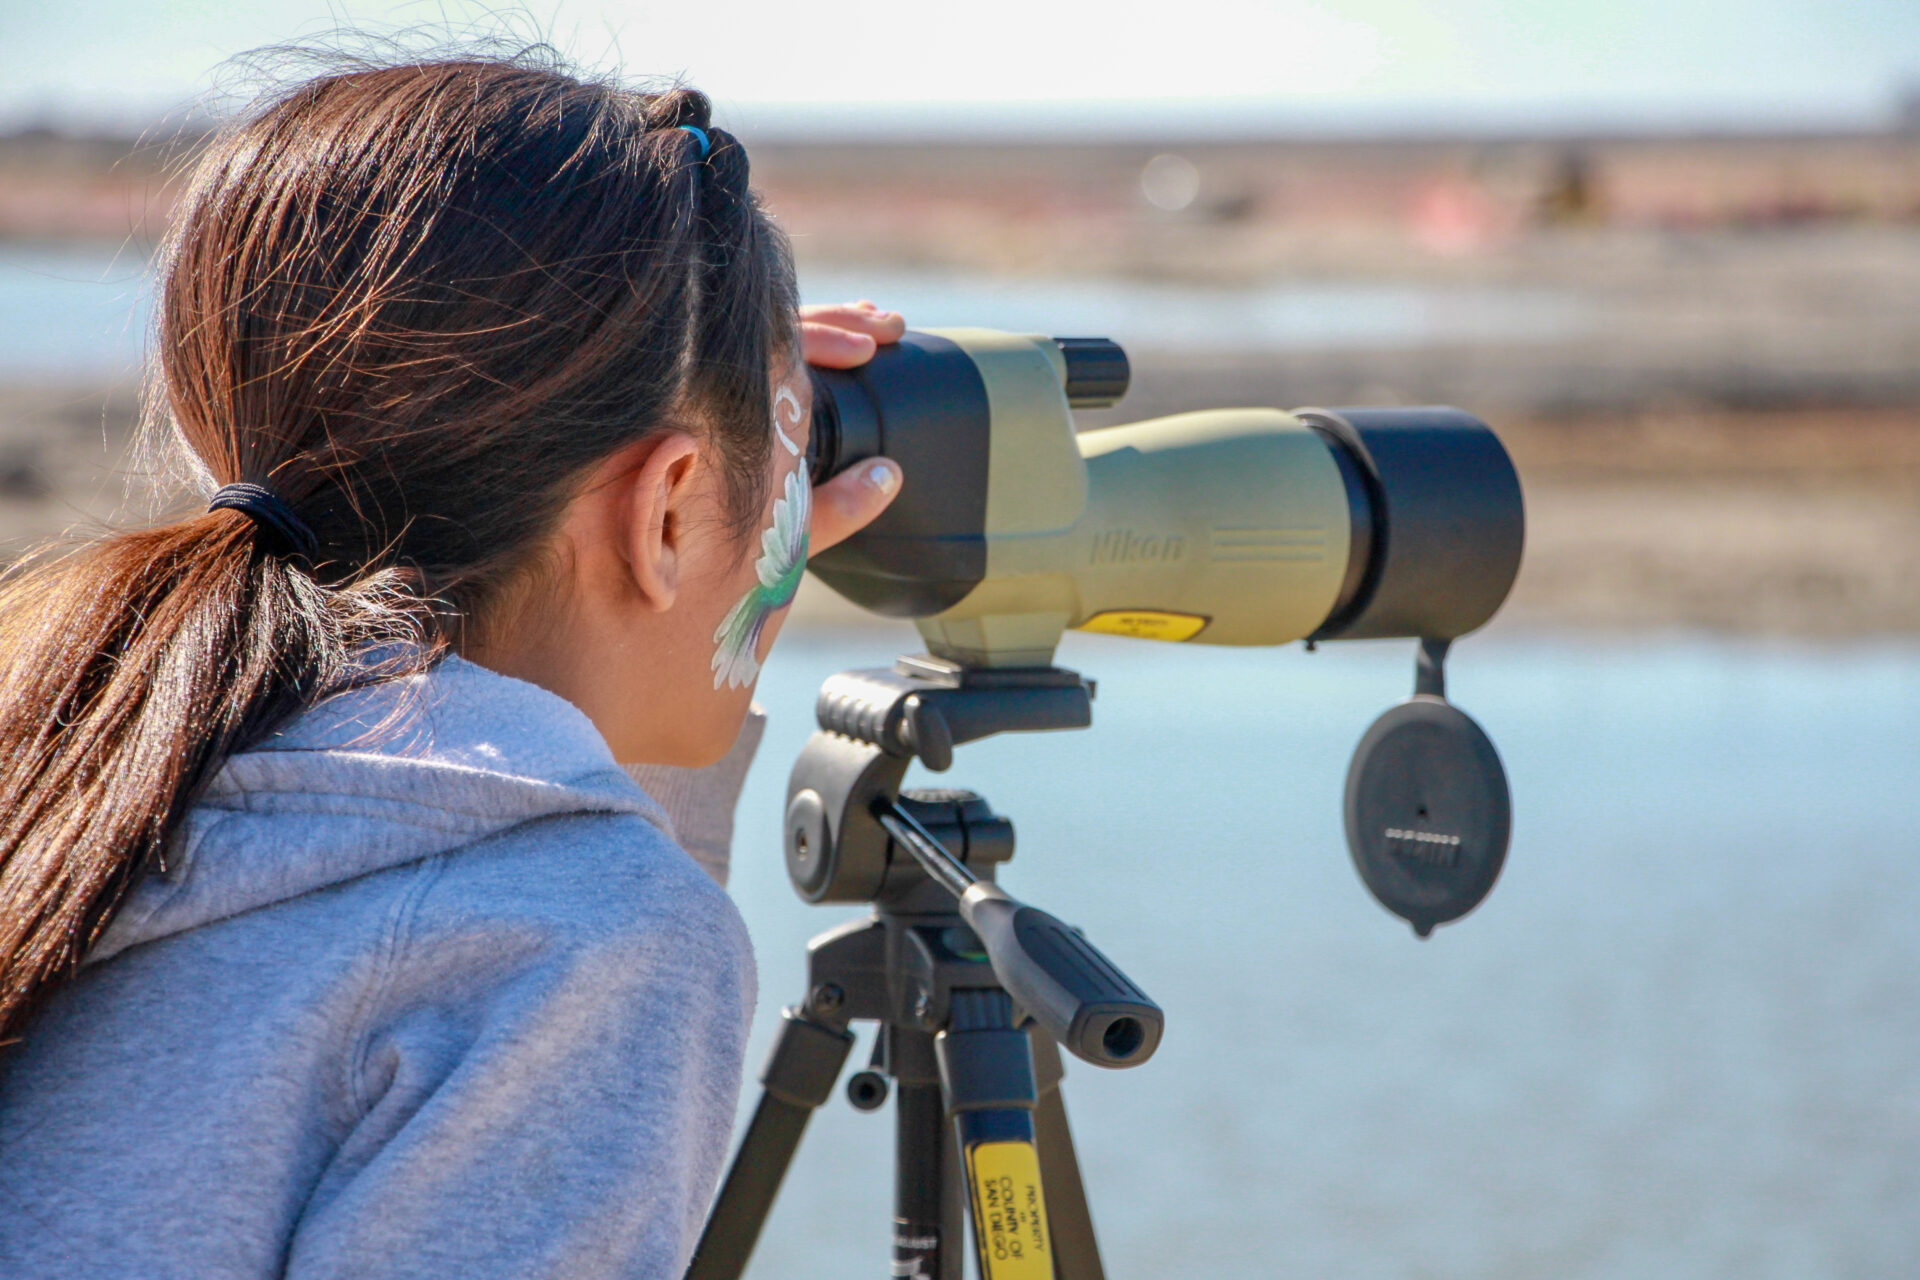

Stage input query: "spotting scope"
[
  {"left": 807, "top": 328, "right": 1526, "bottom": 938},
  {"left": 807, "top": 328, "right": 1524, "bottom": 668}
]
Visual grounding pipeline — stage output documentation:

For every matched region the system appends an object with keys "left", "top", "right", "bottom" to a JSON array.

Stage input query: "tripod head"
[
  {"left": 785, "top": 656, "right": 1088, "bottom": 903},
  {"left": 783, "top": 655, "right": 1162, "bottom": 1069}
]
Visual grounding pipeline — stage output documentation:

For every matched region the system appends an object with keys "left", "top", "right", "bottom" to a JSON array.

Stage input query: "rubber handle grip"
[{"left": 965, "top": 897, "right": 1163, "bottom": 1069}]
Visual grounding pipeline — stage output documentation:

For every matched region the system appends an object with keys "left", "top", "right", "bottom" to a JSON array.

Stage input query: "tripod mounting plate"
[
  {"left": 1344, "top": 694, "right": 1511, "bottom": 937},
  {"left": 786, "top": 658, "right": 1093, "bottom": 904},
  {"left": 815, "top": 656, "right": 1092, "bottom": 772}
]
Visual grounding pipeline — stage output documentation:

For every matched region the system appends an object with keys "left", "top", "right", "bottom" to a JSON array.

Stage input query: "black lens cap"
[{"left": 1344, "top": 696, "right": 1511, "bottom": 937}]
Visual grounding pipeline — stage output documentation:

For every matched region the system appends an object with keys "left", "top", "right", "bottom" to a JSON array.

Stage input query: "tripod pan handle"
[{"left": 961, "top": 888, "right": 1163, "bottom": 1070}]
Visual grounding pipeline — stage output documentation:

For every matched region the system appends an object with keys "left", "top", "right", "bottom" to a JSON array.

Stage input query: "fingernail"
[{"left": 865, "top": 460, "right": 901, "bottom": 495}]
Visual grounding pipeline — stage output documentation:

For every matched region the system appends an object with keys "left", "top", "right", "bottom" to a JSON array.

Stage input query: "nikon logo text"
[
  {"left": 1090, "top": 529, "right": 1186, "bottom": 565},
  {"left": 1385, "top": 827, "right": 1462, "bottom": 867}
]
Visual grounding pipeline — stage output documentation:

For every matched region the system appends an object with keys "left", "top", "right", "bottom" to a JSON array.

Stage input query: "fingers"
[
  {"left": 800, "top": 301, "right": 907, "bottom": 370},
  {"left": 800, "top": 322, "right": 877, "bottom": 369},
  {"left": 809, "top": 456, "right": 904, "bottom": 554},
  {"left": 800, "top": 300, "right": 906, "bottom": 337}
]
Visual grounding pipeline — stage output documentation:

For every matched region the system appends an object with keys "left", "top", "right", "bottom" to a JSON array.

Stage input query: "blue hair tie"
[{"left": 677, "top": 125, "right": 711, "bottom": 158}]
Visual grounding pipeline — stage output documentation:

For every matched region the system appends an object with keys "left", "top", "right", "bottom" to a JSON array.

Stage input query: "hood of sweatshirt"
[{"left": 90, "top": 656, "right": 670, "bottom": 966}]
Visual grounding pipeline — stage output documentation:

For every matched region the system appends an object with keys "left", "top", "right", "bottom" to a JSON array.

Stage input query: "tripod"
[{"left": 686, "top": 655, "right": 1163, "bottom": 1280}]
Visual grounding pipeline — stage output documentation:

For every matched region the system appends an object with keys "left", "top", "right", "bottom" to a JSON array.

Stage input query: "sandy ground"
[
  {"left": 4, "top": 376, "right": 1912, "bottom": 640},
  {"left": 1490, "top": 408, "right": 1920, "bottom": 635}
]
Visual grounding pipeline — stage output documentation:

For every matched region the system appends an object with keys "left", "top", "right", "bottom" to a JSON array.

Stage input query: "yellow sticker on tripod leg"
[{"left": 967, "top": 1141, "right": 1052, "bottom": 1280}]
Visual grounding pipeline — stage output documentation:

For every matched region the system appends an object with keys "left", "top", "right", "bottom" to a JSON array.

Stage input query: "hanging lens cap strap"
[
  {"left": 1343, "top": 638, "right": 1512, "bottom": 938},
  {"left": 1415, "top": 635, "right": 1450, "bottom": 697}
]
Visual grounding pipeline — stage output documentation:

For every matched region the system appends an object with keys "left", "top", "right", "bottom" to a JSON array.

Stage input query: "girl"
[{"left": 0, "top": 51, "right": 903, "bottom": 1279}]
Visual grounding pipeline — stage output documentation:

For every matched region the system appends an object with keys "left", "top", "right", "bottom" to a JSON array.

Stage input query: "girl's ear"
[{"left": 622, "top": 431, "right": 704, "bottom": 611}]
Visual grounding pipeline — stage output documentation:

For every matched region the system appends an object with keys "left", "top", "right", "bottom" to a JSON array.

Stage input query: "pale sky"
[{"left": 3, "top": 0, "right": 1917, "bottom": 134}]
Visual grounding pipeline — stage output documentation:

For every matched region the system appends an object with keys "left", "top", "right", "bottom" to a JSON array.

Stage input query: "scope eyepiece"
[
  {"left": 806, "top": 363, "right": 877, "bottom": 488},
  {"left": 807, "top": 334, "right": 1130, "bottom": 485}
]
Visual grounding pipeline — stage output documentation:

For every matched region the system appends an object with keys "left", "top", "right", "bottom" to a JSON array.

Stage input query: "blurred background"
[{"left": 3, "top": 2, "right": 1917, "bottom": 1275}]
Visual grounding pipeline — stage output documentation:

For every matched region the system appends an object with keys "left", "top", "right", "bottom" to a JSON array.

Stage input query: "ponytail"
[{"left": 0, "top": 517, "right": 424, "bottom": 1044}]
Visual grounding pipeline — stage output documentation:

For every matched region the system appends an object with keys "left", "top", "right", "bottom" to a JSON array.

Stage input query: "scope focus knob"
[{"left": 1054, "top": 337, "right": 1130, "bottom": 409}]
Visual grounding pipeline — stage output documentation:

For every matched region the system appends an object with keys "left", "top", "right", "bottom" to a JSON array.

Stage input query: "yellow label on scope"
[
  {"left": 1076, "top": 609, "right": 1210, "bottom": 642},
  {"left": 967, "top": 1141, "right": 1052, "bottom": 1280}
]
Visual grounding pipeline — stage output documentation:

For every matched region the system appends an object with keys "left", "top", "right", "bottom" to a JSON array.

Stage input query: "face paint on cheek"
[
  {"left": 710, "top": 466, "right": 812, "bottom": 690},
  {"left": 772, "top": 383, "right": 804, "bottom": 458}
]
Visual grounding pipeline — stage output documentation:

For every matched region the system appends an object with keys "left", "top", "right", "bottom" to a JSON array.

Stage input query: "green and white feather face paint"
[
  {"left": 710, "top": 467, "right": 810, "bottom": 689},
  {"left": 711, "top": 385, "right": 812, "bottom": 690}
]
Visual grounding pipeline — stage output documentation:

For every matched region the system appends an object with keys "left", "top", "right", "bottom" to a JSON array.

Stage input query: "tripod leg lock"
[
  {"left": 938, "top": 1026, "right": 1039, "bottom": 1113},
  {"left": 760, "top": 1006, "right": 856, "bottom": 1109}
]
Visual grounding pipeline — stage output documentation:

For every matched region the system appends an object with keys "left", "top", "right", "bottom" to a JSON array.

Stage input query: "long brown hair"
[{"left": 0, "top": 51, "right": 797, "bottom": 1045}]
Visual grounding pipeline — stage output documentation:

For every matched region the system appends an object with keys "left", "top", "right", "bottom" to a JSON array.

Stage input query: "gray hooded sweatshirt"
[{"left": 0, "top": 656, "right": 758, "bottom": 1280}]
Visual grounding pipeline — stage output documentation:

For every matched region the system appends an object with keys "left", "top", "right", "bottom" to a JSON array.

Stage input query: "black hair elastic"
[{"left": 207, "top": 482, "right": 319, "bottom": 561}]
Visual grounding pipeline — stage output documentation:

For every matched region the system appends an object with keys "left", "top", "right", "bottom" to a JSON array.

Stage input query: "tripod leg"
[
  {"left": 686, "top": 1008, "right": 854, "bottom": 1280},
  {"left": 938, "top": 991, "right": 1056, "bottom": 1280},
  {"left": 1030, "top": 1035, "right": 1106, "bottom": 1280},
  {"left": 894, "top": 1074, "right": 967, "bottom": 1280}
]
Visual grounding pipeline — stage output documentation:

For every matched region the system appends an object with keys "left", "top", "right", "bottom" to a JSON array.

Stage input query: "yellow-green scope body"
[{"left": 807, "top": 328, "right": 1524, "bottom": 668}]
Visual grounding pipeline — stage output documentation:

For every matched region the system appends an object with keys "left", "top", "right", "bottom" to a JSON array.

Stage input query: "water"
[
  {"left": 0, "top": 243, "right": 153, "bottom": 379},
  {"left": 724, "top": 620, "right": 1920, "bottom": 1279},
  {"left": 0, "top": 244, "right": 1589, "bottom": 378},
  {"left": 798, "top": 266, "right": 1591, "bottom": 353}
]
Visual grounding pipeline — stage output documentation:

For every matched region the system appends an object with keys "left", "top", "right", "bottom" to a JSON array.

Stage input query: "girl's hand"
[
  {"left": 803, "top": 301, "right": 907, "bottom": 553},
  {"left": 801, "top": 299, "right": 906, "bottom": 369}
]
